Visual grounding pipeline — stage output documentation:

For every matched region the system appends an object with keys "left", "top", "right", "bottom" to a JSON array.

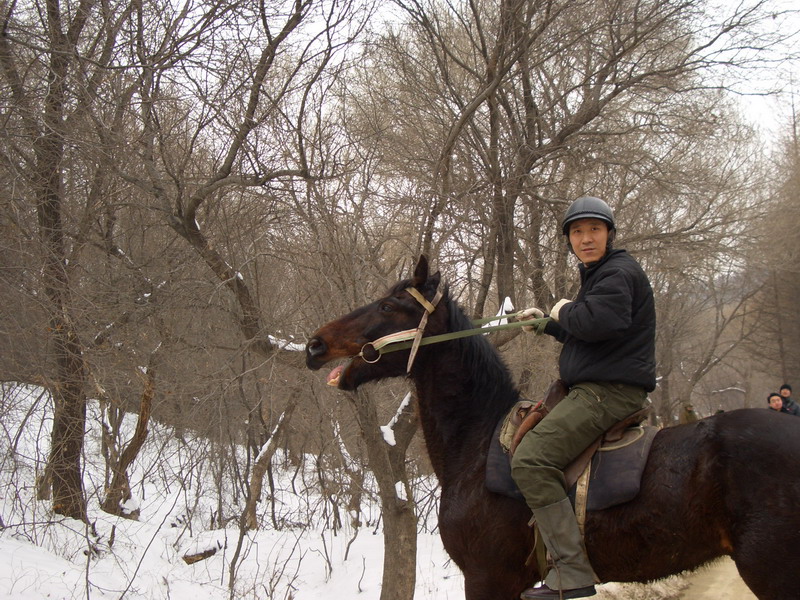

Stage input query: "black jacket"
[
  {"left": 544, "top": 249, "right": 657, "bottom": 392},
  {"left": 783, "top": 397, "right": 800, "bottom": 416}
]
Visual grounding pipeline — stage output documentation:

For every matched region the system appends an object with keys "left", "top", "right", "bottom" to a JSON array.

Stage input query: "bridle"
[
  {"left": 358, "top": 285, "right": 444, "bottom": 373},
  {"left": 358, "top": 285, "right": 550, "bottom": 373}
]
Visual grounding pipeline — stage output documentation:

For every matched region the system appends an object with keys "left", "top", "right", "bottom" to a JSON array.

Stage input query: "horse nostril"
[{"left": 306, "top": 337, "right": 326, "bottom": 358}]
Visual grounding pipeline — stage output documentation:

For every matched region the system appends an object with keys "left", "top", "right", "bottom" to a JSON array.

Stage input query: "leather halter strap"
[
  {"left": 404, "top": 286, "right": 443, "bottom": 373},
  {"left": 357, "top": 285, "right": 442, "bottom": 370},
  {"left": 405, "top": 287, "right": 437, "bottom": 314}
]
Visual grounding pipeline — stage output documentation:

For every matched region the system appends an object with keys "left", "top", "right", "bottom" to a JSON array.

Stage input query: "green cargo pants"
[{"left": 510, "top": 381, "right": 647, "bottom": 510}]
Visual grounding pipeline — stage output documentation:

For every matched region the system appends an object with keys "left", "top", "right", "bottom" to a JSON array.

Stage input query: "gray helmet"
[{"left": 561, "top": 196, "right": 615, "bottom": 235}]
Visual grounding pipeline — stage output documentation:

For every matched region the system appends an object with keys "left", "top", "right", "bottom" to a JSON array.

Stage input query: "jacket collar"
[{"left": 579, "top": 248, "right": 625, "bottom": 280}]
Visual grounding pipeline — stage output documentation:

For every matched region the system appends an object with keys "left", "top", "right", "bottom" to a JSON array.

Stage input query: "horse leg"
[
  {"left": 730, "top": 519, "right": 800, "bottom": 600},
  {"left": 733, "top": 553, "right": 800, "bottom": 600}
]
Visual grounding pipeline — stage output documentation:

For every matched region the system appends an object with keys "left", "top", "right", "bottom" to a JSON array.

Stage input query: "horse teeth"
[{"left": 326, "top": 365, "right": 344, "bottom": 386}]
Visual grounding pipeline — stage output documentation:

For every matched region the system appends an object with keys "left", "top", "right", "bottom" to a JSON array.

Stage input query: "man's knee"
[{"left": 510, "top": 446, "right": 567, "bottom": 509}]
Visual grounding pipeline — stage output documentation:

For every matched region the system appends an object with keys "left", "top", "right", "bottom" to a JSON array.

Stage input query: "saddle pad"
[
  {"left": 485, "top": 419, "right": 659, "bottom": 511},
  {"left": 586, "top": 425, "right": 658, "bottom": 510},
  {"left": 486, "top": 419, "right": 526, "bottom": 503}
]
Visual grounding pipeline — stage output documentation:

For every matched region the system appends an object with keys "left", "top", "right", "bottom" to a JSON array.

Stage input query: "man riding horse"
[{"left": 511, "top": 196, "right": 656, "bottom": 599}]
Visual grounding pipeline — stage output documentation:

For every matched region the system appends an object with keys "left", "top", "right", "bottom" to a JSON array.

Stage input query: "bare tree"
[
  {"left": 100, "top": 348, "right": 158, "bottom": 518},
  {"left": 744, "top": 108, "right": 800, "bottom": 390},
  {"left": 0, "top": 0, "right": 143, "bottom": 520},
  {"left": 355, "top": 0, "right": 793, "bottom": 316}
]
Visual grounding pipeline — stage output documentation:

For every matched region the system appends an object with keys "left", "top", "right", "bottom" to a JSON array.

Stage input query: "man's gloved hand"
[
  {"left": 550, "top": 299, "right": 571, "bottom": 322},
  {"left": 518, "top": 307, "right": 545, "bottom": 333},
  {"left": 518, "top": 307, "right": 544, "bottom": 320}
]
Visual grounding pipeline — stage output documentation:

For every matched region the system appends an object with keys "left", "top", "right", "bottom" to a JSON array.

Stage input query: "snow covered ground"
[{"left": 0, "top": 383, "right": 686, "bottom": 599}]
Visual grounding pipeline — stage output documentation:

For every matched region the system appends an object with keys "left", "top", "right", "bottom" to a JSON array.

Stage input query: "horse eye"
[{"left": 379, "top": 303, "right": 393, "bottom": 313}]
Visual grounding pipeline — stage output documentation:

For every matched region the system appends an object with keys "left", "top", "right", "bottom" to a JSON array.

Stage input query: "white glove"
[
  {"left": 518, "top": 307, "right": 544, "bottom": 320},
  {"left": 518, "top": 307, "right": 545, "bottom": 333},
  {"left": 550, "top": 298, "right": 572, "bottom": 322}
]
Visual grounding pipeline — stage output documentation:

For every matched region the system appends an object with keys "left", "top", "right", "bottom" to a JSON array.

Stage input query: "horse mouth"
[
  {"left": 306, "top": 337, "right": 367, "bottom": 390},
  {"left": 326, "top": 363, "right": 347, "bottom": 387},
  {"left": 325, "top": 358, "right": 362, "bottom": 389}
]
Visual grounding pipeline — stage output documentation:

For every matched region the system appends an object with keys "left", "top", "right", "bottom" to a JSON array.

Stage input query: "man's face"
[
  {"left": 781, "top": 388, "right": 791, "bottom": 398},
  {"left": 568, "top": 218, "right": 609, "bottom": 265},
  {"left": 770, "top": 395, "right": 784, "bottom": 410}
]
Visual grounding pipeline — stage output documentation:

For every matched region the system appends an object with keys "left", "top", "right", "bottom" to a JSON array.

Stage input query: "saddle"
[{"left": 486, "top": 380, "right": 657, "bottom": 517}]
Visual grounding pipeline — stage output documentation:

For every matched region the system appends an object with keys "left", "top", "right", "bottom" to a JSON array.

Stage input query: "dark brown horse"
[{"left": 305, "top": 256, "right": 800, "bottom": 600}]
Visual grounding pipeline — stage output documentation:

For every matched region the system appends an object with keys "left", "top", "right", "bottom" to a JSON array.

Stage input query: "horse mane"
[
  {"left": 447, "top": 293, "right": 518, "bottom": 392},
  {"left": 436, "top": 285, "right": 522, "bottom": 428}
]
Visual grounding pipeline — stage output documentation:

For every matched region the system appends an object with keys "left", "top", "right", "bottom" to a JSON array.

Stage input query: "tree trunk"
[
  {"left": 34, "top": 19, "right": 88, "bottom": 519},
  {"left": 243, "top": 398, "right": 298, "bottom": 530},
  {"left": 47, "top": 330, "right": 88, "bottom": 521},
  {"left": 351, "top": 388, "right": 418, "bottom": 600},
  {"left": 37, "top": 166, "right": 88, "bottom": 520},
  {"left": 101, "top": 356, "right": 156, "bottom": 519}
]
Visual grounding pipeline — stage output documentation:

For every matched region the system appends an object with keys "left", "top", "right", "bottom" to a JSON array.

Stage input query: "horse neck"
[{"left": 410, "top": 317, "right": 518, "bottom": 479}]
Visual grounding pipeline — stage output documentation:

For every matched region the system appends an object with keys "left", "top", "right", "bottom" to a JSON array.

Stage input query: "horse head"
[{"left": 305, "top": 255, "right": 443, "bottom": 390}]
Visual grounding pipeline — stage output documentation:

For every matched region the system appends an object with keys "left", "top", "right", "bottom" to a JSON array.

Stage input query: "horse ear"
[
  {"left": 412, "top": 255, "right": 429, "bottom": 286},
  {"left": 413, "top": 255, "right": 440, "bottom": 291}
]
